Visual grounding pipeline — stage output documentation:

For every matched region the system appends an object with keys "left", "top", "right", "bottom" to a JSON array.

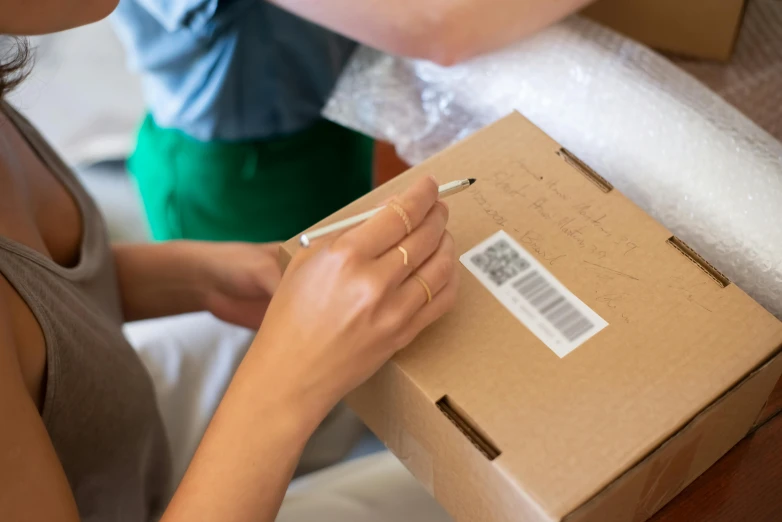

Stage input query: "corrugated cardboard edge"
[
  {"left": 278, "top": 243, "right": 293, "bottom": 272},
  {"left": 565, "top": 343, "right": 782, "bottom": 522},
  {"left": 728, "top": 0, "right": 752, "bottom": 61},
  {"left": 666, "top": 236, "right": 731, "bottom": 288}
]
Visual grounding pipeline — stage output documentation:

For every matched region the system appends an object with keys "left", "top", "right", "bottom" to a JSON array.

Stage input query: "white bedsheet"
[{"left": 124, "top": 312, "right": 366, "bottom": 500}]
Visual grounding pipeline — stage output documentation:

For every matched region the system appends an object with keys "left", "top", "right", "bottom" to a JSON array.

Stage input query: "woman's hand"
[
  {"left": 113, "top": 241, "right": 281, "bottom": 327},
  {"left": 249, "top": 176, "right": 459, "bottom": 427},
  {"left": 199, "top": 243, "right": 282, "bottom": 329},
  {"left": 159, "top": 178, "right": 458, "bottom": 522}
]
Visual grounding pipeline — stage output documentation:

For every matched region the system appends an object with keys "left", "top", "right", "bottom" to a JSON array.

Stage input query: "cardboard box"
[
  {"left": 582, "top": 0, "right": 747, "bottom": 61},
  {"left": 280, "top": 113, "right": 782, "bottom": 522}
]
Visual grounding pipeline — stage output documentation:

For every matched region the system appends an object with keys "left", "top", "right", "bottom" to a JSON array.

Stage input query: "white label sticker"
[{"left": 460, "top": 230, "right": 607, "bottom": 357}]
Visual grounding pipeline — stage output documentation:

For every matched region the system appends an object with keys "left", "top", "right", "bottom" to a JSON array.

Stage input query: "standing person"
[
  {"left": 110, "top": 3, "right": 378, "bottom": 476},
  {"left": 111, "top": 0, "right": 594, "bottom": 244},
  {"left": 111, "top": 1, "right": 373, "bottom": 243}
]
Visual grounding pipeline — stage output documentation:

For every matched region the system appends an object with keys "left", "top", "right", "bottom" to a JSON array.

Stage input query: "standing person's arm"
[{"left": 268, "top": 0, "right": 595, "bottom": 65}]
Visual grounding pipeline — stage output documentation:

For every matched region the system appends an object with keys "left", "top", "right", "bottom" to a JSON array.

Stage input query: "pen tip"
[{"left": 468, "top": 178, "right": 476, "bottom": 185}]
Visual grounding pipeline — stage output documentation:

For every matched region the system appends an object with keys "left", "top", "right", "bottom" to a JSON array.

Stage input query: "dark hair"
[{"left": 0, "top": 37, "right": 32, "bottom": 99}]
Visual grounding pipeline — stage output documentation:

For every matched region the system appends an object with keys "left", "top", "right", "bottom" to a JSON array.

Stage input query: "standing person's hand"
[{"left": 250, "top": 176, "right": 459, "bottom": 427}]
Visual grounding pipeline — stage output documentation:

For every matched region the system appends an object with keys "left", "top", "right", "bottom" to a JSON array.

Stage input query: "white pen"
[{"left": 299, "top": 178, "right": 476, "bottom": 247}]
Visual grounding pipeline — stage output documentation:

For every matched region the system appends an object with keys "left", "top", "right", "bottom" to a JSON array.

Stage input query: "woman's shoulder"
[
  {"left": 0, "top": 272, "right": 33, "bottom": 373},
  {"left": 0, "top": 265, "right": 47, "bottom": 411}
]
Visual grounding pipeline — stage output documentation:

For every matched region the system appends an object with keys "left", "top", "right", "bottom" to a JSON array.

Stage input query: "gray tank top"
[{"left": 0, "top": 103, "right": 170, "bottom": 521}]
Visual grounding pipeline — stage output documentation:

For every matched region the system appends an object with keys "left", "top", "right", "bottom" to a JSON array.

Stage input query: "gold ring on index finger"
[{"left": 388, "top": 202, "right": 413, "bottom": 235}]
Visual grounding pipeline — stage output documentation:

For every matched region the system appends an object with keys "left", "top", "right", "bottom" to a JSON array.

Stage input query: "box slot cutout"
[
  {"left": 437, "top": 395, "right": 501, "bottom": 461},
  {"left": 557, "top": 148, "right": 614, "bottom": 193},
  {"left": 667, "top": 236, "right": 730, "bottom": 288}
]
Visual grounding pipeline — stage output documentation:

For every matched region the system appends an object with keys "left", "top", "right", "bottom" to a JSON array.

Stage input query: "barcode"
[
  {"left": 461, "top": 230, "right": 607, "bottom": 357},
  {"left": 470, "top": 239, "right": 531, "bottom": 286},
  {"left": 512, "top": 271, "right": 595, "bottom": 342}
]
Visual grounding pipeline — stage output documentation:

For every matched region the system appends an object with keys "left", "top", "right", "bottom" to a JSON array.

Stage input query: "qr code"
[{"left": 470, "top": 239, "right": 530, "bottom": 286}]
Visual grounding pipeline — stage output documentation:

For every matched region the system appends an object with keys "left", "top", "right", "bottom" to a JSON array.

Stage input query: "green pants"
[{"left": 129, "top": 116, "right": 374, "bottom": 243}]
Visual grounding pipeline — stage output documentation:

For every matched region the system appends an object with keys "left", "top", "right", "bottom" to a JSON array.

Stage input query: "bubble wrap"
[{"left": 323, "top": 12, "right": 782, "bottom": 319}]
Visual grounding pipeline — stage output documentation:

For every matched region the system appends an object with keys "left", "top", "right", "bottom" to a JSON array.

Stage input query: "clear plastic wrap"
[{"left": 323, "top": 10, "right": 782, "bottom": 319}]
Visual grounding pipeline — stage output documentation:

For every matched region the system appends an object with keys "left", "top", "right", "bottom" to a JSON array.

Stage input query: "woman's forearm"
[
  {"left": 160, "top": 343, "right": 321, "bottom": 522},
  {"left": 113, "top": 242, "right": 208, "bottom": 322},
  {"left": 269, "top": 0, "right": 595, "bottom": 65},
  {"left": 159, "top": 176, "right": 457, "bottom": 522}
]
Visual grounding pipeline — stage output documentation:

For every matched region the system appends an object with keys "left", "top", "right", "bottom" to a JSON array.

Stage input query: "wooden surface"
[
  {"left": 652, "top": 376, "right": 782, "bottom": 522},
  {"left": 373, "top": 140, "right": 782, "bottom": 522},
  {"left": 373, "top": 141, "right": 409, "bottom": 186}
]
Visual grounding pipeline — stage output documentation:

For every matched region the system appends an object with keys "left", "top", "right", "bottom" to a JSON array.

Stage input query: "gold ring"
[
  {"left": 397, "top": 246, "right": 409, "bottom": 266},
  {"left": 412, "top": 274, "right": 432, "bottom": 304},
  {"left": 388, "top": 202, "right": 413, "bottom": 235}
]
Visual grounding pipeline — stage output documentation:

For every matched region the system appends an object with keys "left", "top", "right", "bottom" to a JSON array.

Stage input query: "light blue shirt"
[{"left": 111, "top": 0, "right": 356, "bottom": 142}]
